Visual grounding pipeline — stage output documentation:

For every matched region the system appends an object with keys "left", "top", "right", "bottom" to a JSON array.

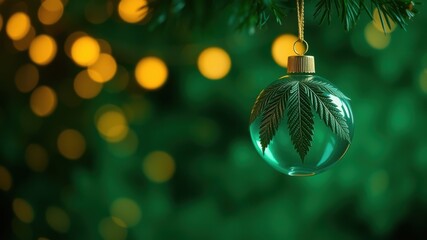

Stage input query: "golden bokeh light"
[
  {"left": 29, "top": 34, "right": 57, "bottom": 65},
  {"left": 99, "top": 217, "right": 127, "bottom": 240},
  {"left": 271, "top": 34, "right": 304, "bottom": 67},
  {"left": 372, "top": 8, "right": 396, "bottom": 33},
  {"left": 30, "top": 86, "right": 57, "bottom": 117},
  {"left": 13, "top": 198, "right": 34, "bottom": 223},
  {"left": 38, "top": 0, "right": 64, "bottom": 25},
  {"left": 45, "top": 206, "right": 70, "bottom": 233},
  {"left": 197, "top": 47, "right": 231, "bottom": 80},
  {"left": 419, "top": 69, "right": 427, "bottom": 93},
  {"left": 13, "top": 27, "right": 36, "bottom": 51},
  {"left": 0, "top": 165, "right": 12, "bottom": 191},
  {"left": 64, "top": 31, "right": 87, "bottom": 58},
  {"left": 57, "top": 129, "right": 86, "bottom": 160},
  {"left": 74, "top": 70, "right": 103, "bottom": 99},
  {"left": 118, "top": 0, "right": 148, "bottom": 23},
  {"left": 71, "top": 36, "right": 101, "bottom": 66},
  {"left": 6, "top": 12, "right": 31, "bottom": 40},
  {"left": 25, "top": 144, "right": 49, "bottom": 172},
  {"left": 110, "top": 198, "right": 142, "bottom": 227},
  {"left": 96, "top": 106, "right": 129, "bottom": 142},
  {"left": 88, "top": 53, "right": 118, "bottom": 83},
  {"left": 364, "top": 23, "right": 391, "bottom": 50},
  {"left": 15, "top": 64, "right": 39, "bottom": 93},
  {"left": 135, "top": 57, "right": 168, "bottom": 90},
  {"left": 142, "top": 151, "right": 175, "bottom": 183}
]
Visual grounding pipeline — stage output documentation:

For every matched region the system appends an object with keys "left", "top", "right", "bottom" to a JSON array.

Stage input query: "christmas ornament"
[{"left": 249, "top": 0, "right": 354, "bottom": 176}]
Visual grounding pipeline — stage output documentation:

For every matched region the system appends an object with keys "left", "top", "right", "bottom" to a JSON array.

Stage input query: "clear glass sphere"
[{"left": 249, "top": 74, "right": 354, "bottom": 176}]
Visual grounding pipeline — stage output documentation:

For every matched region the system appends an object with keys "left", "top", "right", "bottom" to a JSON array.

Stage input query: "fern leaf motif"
[
  {"left": 287, "top": 82, "right": 314, "bottom": 160},
  {"left": 302, "top": 81, "right": 351, "bottom": 143},
  {"left": 259, "top": 82, "right": 292, "bottom": 153},
  {"left": 249, "top": 81, "right": 286, "bottom": 124}
]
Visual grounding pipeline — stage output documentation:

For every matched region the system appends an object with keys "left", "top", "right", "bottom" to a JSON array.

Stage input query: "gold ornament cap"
[{"left": 287, "top": 55, "right": 315, "bottom": 74}]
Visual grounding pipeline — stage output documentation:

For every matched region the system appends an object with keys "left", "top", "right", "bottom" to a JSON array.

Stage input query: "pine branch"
[{"left": 145, "top": 0, "right": 418, "bottom": 32}]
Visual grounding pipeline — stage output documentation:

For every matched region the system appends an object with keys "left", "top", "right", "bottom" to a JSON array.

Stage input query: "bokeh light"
[
  {"left": 197, "top": 47, "right": 231, "bottom": 80},
  {"left": 30, "top": 86, "right": 57, "bottom": 117},
  {"left": 74, "top": 70, "right": 103, "bottom": 99},
  {"left": 38, "top": 0, "right": 64, "bottom": 25},
  {"left": 88, "top": 53, "right": 117, "bottom": 83},
  {"left": 45, "top": 206, "right": 70, "bottom": 233},
  {"left": 15, "top": 64, "right": 39, "bottom": 93},
  {"left": 372, "top": 8, "right": 396, "bottom": 33},
  {"left": 96, "top": 106, "right": 129, "bottom": 142},
  {"left": 271, "top": 34, "right": 304, "bottom": 67},
  {"left": 64, "top": 31, "right": 86, "bottom": 58},
  {"left": 98, "top": 217, "right": 127, "bottom": 240},
  {"left": 97, "top": 39, "right": 112, "bottom": 54},
  {"left": 135, "top": 57, "right": 168, "bottom": 90},
  {"left": 118, "top": 0, "right": 148, "bottom": 23},
  {"left": 29, "top": 34, "right": 57, "bottom": 65},
  {"left": 6, "top": 12, "right": 31, "bottom": 40},
  {"left": 364, "top": 23, "right": 391, "bottom": 50},
  {"left": 57, "top": 129, "right": 86, "bottom": 160},
  {"left": 13, "top": 198, "right": 34, "bottom": 223},
  {"left": 419, "top": 69, "right": 427, "bottom": 93},
  {"left": 110, "top": 198, "right": 142, "bottom": 227},
  {"left": 142, "top": 151, "right": 175, "bottom": 183},
  {"left": 25, "top": 144, "right": 49, "bottom": 172},
  {"left": 13, "top": 27, "right": 36, "bottom": 51},
  {"left": 0, "top": 165, "right": 12, "bottom": 191},
  {"left": 71, "top": 36, "right": 101, "bottom": 66}
]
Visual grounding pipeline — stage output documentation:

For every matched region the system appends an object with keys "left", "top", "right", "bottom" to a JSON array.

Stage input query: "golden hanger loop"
[
  {"left": 294, "top": 0, "right": 308, "bottom": 55},
  {"left": 293, "top": 39, "right": 309, "bottom": 56}
]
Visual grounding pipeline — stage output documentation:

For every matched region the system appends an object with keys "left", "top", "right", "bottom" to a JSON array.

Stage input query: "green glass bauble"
[{"left": 249, "top": 56, "right": 354, "bottom": 176}]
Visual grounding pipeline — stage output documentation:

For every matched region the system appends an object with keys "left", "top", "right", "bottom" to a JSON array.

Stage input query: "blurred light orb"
[
  {"left": 74, "top": 70, "right": 103, "bottom": 99},
  {"left": 118, "top": 0, "right": 148, "bottom": 23},
  {"left": 25, "top": 144, "right": 49, "bottom": 172},
  {"left": 96, "top": 107, "right": 129, "bottom": 142},
  {"left": 197, "top": 47, "right": 231, "bottom": 80},
  {"left": 64, "top": 31, "right": 87, "bottom": 58},
  {"left": 142, "top": 151, "right": 175, "bottom": 183},
  {"left": 71, "top": 36, "right": 101, "bottom": 66},
  {"left": 29, "top": 34, "right": 57, "bottom": 65},
  {"left": 15, "top": 64, "right": 39, "bottom": 93},
  {"left": 98, "top": 217, "right": 127, "bottom": 240},
  {"left": 88, "top": 53, "right": 117, "bottom": 83},
  {"left": 0, "top": 165, "right": 12, "bottom": 191},
  {"left": 13, "top": 198, "right": 34, "bottom": 223},
  {"left": 6, "top": 12, "right": 31, "bottom": 40},
  {"left": 110, "top": 198, "right": 142, "bottom": 227},
  {"left": 271, "top": 34, "right": 303, "bottom": 67},
  {"left": 372, "top": 8, "right": 396, "bottom": 33},
  {"left": 135, "top": 57, "right": 168, "bottom": 90},
  {"left": 45, "top": 206, "right": 70, "bottom": 233},
  {"left": 30, "top": 86, "right": 57, "bottom": 117},
  {"left": 57, "top": 129, "right": 86, "bottom": 160},
  {"left": 38, "top": 0, "right": 64, "bottom": 25},
  {"left": 97, "top": 39, "right": 112, "bottom": 54},
  {"left": 419, "top": 69, "right": 427, "bottom": 93},
  {"left": 13, "top": 27, "right": 36, "bottom": 51},
  {"left": 364, "top": 23, "right": 390, "bottom": 50}
]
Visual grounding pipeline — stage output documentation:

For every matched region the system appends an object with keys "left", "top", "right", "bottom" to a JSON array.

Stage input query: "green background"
[{"left": 1, "top": 0, "right": 427, "bottom": 239}]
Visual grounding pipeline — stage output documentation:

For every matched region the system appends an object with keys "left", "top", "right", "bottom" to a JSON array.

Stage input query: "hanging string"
[
  {"left": 293, "top": 0, "right": 308, "bottom": 55},
  {"left": 296, "top": 0, "right": 304, "bottom": 41}
]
